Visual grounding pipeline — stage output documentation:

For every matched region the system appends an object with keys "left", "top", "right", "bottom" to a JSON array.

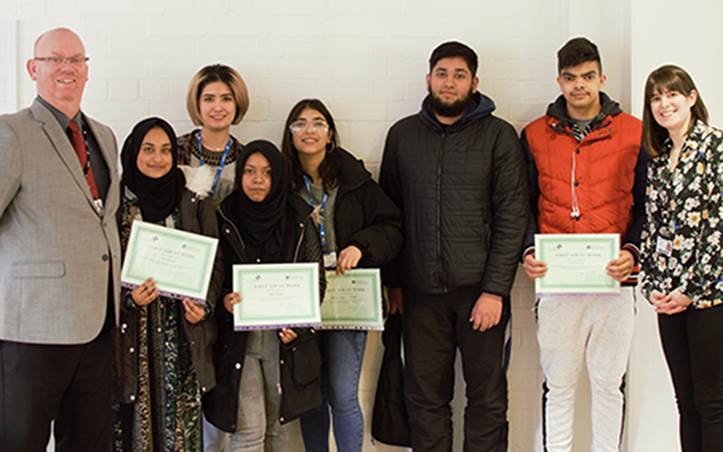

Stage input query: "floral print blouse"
[{"left": 640, "top": 120, "right": 722, "bottom": 309}]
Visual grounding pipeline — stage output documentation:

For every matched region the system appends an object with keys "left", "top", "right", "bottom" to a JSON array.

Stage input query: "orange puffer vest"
[{"left": 524, "top": 107, "right": 642, "bottom": 236}]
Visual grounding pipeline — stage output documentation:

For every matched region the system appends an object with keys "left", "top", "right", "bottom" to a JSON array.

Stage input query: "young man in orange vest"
[{"left": 521, "top": 37, "right": 647, "bottom": 452}]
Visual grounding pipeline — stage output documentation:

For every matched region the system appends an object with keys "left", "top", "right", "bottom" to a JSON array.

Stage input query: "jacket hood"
[
  {"left": 546, "top": 92, "right": 621, "bottom": 129},
  {"left": 421, "top": 91, "right": 496, "bottom": 131},
  {"left": 334, "top": 147, "right": 372, "bottom": 191}
]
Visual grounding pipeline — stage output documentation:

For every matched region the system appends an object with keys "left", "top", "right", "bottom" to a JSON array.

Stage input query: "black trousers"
[
  {"left": 402, "top": 288, "right": 509, "bottom": 452},
  {"left": 0, "top": 326, "right": 114, "bottom": 452},
  {"left": 658, "top": 305, "right": 723, "bottom": 452}
]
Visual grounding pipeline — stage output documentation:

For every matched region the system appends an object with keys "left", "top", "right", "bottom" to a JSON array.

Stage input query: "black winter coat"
[
  {"left": 328, "top": 148, "right": 403, "bottom": 269},
  {"left": 203, "top": 195, "right": 326, "bottom": 433},
  {"left": 379, "top": 92, "right": 529, "bottom": 299}
]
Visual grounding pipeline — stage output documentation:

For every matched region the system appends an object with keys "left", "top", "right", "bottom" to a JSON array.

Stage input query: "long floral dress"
[{"left": 114, "top": 188, "right": 202, "bottom": 452}]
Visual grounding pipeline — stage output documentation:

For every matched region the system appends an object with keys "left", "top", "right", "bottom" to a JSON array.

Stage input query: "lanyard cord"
[
  {"left": 303, "top": 175, "right": 329, "bottom": 250},
  {"left": 196, "top": 129, "right": 233, "bottom": 195}
]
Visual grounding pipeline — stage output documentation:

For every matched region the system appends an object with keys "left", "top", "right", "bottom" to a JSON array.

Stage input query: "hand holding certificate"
[
  {"left": 535, "top": 233, "right": 620, "bottom": 294},
  {"left": 120, "top": 221, "right": 219, "bottom": 303},
  {"left": 320, "top": 269, "right": 383, "bottom": 331},
  {"left": 232, "top": 263, "right": 321, "bottom": 331}
]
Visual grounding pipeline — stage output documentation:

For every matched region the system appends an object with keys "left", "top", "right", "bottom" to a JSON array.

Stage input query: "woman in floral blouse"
[{"left": 640, "top": 65, "right": 722, "bottom": 452}]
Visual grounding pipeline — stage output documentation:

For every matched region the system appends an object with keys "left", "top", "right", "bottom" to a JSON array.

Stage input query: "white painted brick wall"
[
  {"left": 4, "top": 0, "right": 719, "bottom": 450},
  {"left": 0, "top": 20, "right": 9, "bottom": 114}
]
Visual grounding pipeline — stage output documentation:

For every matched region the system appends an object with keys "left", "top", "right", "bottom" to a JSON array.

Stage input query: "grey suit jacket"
[{"left": 0, "top": 99, "right": 121, "bottom": 344}]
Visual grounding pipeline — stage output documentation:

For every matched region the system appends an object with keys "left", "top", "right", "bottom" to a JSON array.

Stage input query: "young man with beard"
[
  {"left": 521, "top": 37, "right": 646, "bottom": 452},
  {"left": 379, "top": 41, "right": 528, "bottom": 452}
]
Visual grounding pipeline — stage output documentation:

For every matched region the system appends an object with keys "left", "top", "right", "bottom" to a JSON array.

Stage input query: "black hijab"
[
  {"left": 121, "top": 117, "right": 185, "bottom": 223},
  {"left": 229, "top": 139, "right": 288, "bottom": 259}
]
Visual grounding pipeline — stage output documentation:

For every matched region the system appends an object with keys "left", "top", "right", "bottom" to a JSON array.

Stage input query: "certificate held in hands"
[
  {"left": 535, "top": 233, "right": 620, "bottom": 294},
  {"left": 232, "top": 263, "right": 321, "bottom": 331},
  {"left": 120, "top": 220, "right": 219, "bottom": 303},
  {"left": 319, "top": 269, "right": 383, "bottom": 331}
]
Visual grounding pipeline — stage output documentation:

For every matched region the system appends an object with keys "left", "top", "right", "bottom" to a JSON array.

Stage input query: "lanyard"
[
  {"left": 303, "top": 175, "right": 329, "bottom": 250},
  {"left": 196, "top": 130, "right": 232, "bottom": 195}
]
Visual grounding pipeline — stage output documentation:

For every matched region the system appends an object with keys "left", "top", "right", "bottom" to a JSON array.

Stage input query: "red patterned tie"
[{"left": 67, "top": 121, "right": 99, "bottom": 199}]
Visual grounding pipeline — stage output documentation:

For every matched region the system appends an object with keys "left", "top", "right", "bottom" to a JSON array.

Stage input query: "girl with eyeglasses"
[{"left": 281, "top": 99, "right": 403, "bottom": 452}]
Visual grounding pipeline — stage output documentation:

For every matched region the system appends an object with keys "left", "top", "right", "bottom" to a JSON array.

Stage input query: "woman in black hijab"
[
  {"left": 203, "top": 140, "right": 325, "bottom": 450},
  {"left": 114, "top": 117, "right": 223, "bottom": 452}
]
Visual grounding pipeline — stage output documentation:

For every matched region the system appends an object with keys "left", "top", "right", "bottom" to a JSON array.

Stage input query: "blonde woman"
[
  {"left": 179, "top": 64, "right": 249, "bottom": 451},
  {"left": 178, "top": 64, "right": 249, "bottom": 206}
]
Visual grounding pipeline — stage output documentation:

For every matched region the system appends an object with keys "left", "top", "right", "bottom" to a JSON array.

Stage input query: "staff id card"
[{"left": 323, "top": 251, "right": 337, "bottom": 269}]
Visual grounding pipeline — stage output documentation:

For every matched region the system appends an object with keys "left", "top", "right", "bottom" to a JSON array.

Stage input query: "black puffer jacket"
[
  {"left": 203, "top": 194, "right": 325, "bottom": 433},
  {"left": 379, "top": 92, "right": 529, "bottom": 299},
  {"left": 330, "top": 148, "right": 402, "bottom": 268}
]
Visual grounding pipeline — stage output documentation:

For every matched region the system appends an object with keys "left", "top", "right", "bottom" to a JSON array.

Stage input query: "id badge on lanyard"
[
  {"left": 93, "top": 198, "right": 104, "bottom": 216},
  {"left": 656, "top": 220, "right": 676, "bottom": 258},
  {"left": 303, "top": 176, "right": 336, "bottom": 269},
  {"left": 656, "top": 236, "right": 673, "bottom": 257},
  {"left": 197, "top": 130, "right": 232, "bottom": 195},
  {"left": 323, "top": 251, "right": 337, "bottom": 269}
]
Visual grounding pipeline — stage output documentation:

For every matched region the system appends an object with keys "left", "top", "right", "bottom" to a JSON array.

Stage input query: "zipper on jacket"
[
  {"left": 217, "top": 208, "right": 247, "bottom": 260},
  {"left": 293, "top": 221, "right": 305, "bottom": 262},
  {"left": 559, "top": 122, "right": 613, "bottom": 225},
  {"left": 436, "top": 133, "right": 446, "bottom": 292},
  {"left": 571, "top": 134, "right": 616, "bottom": 216},
  {"left": 570, "top": 148, "right": 581, "bottom": 221}
]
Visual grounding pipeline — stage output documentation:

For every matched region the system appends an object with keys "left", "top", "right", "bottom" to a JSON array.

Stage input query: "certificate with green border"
[
  {"left": 232, "top": 263, "right": 321, "bottom": 331},
  {"left": 319, "top": 269, "right": 383, "bottom": 331},
  {"left": 535, "top": 233, "right": 620, "bottom": 294},
  {"left": 120, "top": 220, "right": 219, "bottom": 303}
]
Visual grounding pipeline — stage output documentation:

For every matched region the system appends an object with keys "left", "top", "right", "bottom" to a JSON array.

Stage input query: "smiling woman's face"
[
  {"left": 649, "top": 87, "right": 697, "bottom": 134},
  {"left": 198, "top": 81, "right": 236, "bottom": 132},
  {"left": 136, "top": 127, "right": 173, "bottom": 179},
  {"left": 290, "top": 108, "right": 332, "bottom": 158}
]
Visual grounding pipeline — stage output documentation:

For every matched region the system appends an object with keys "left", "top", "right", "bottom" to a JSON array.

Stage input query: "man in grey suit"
[{"left": 0, "top": 28, "right": 120, "bottom": 451}]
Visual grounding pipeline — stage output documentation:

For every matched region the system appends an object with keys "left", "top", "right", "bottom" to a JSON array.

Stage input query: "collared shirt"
[{"left": 36, "top": 96, "right": 110, "bottom": 200}]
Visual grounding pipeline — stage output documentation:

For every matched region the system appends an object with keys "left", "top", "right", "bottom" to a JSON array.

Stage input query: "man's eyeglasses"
[
  {"left": 289, "top": 120, "right": 329, "bottom": 135},
  {"left": 34, "top": 56, "right": 89, "bottom": 66}
]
